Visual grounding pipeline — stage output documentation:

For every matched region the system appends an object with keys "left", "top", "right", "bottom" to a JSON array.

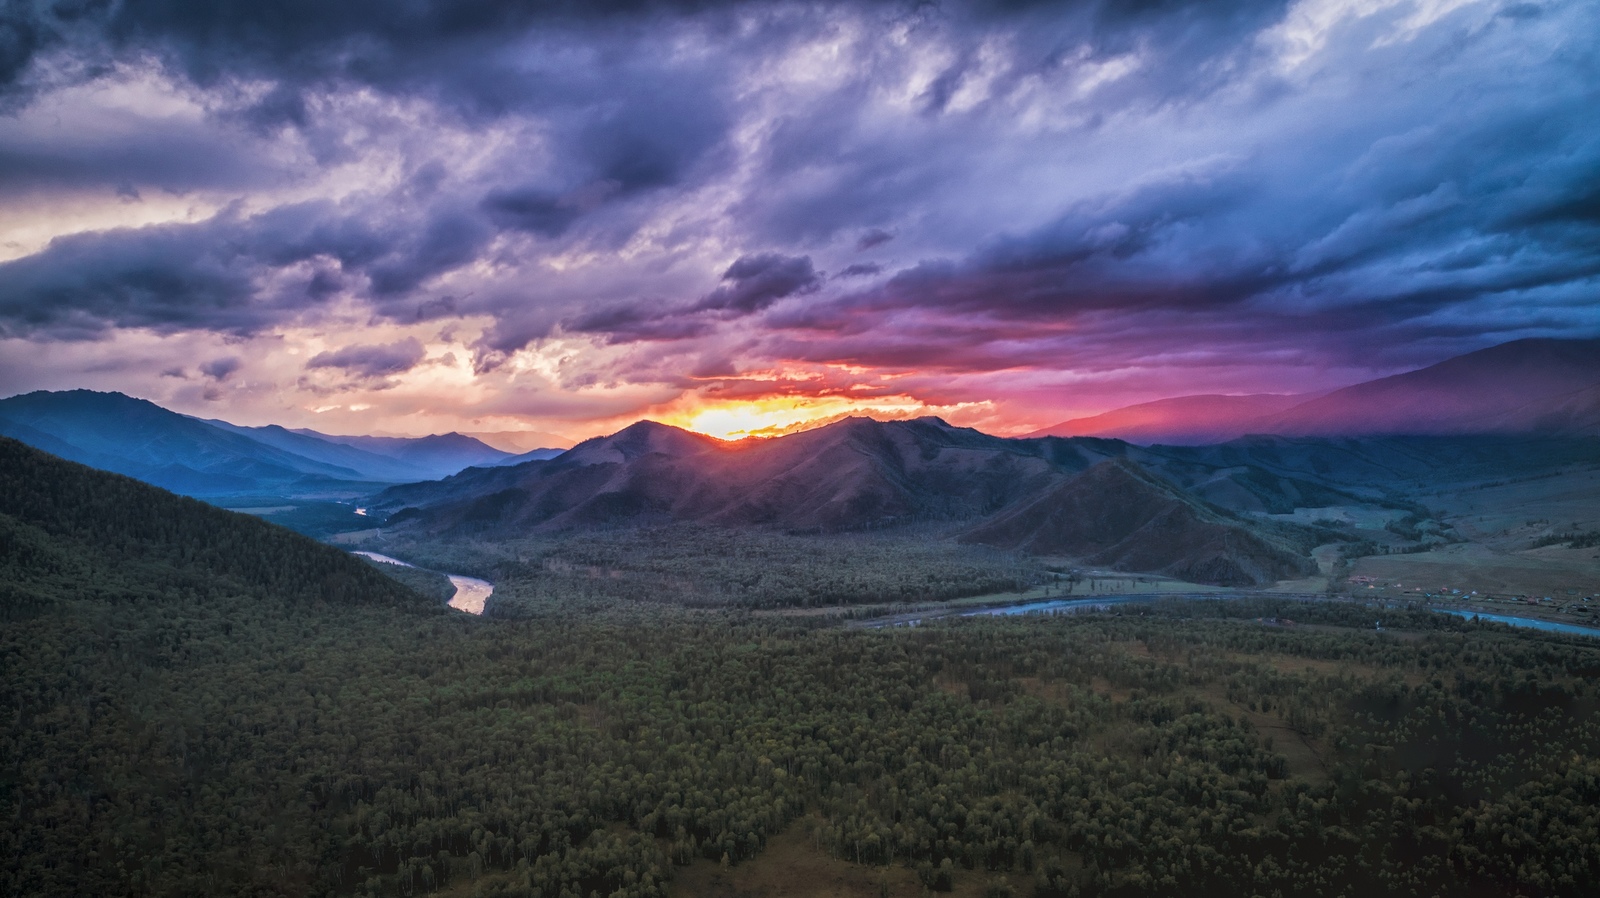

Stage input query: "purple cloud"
[{"left": 307, "top": 338, "right": 427, "bottom": 378}]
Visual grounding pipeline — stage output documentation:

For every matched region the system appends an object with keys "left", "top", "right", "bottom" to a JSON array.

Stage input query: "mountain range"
[
  {"left": 1031, "top": 337, "right": 1600, "bottom": 444},
  {"left": 374, "top": 416, "right": 1327, "bottom": 585},
  {"left": 0, "top": 390, "right": 562, "bottom": 496},
  {"left": 6, "top": 336, "right": 1599, "bottom": 588}
]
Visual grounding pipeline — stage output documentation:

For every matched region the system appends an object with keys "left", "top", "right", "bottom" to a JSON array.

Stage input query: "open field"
[
  {"left": 1243, "top": 466, "right": 1600, "bottom": 622},
  {"left": 1347, "top": 543, "right": 1600, "bottom": 603},
  {"left": 670, "top": 819, "right": 1002, "bottom": 898}
]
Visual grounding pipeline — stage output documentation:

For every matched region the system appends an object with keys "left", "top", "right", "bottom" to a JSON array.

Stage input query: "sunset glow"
[{"left": 672, "top": 396, "right": 932, "bottom": 441}]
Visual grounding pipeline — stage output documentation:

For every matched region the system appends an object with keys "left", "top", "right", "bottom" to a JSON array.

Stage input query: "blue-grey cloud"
[
  {"left": 835, "top": 262, "right": 881, "bottom": 278},
  {"left": 694, "top": 253, "right": 820, "bottom": 314},
  {"left": 307, "top": 338, "right": 427, "bottom": 378},
  {"left": 0, "top": 198, "right": 496, "bottom": 338},
  {"left": 199, "top": 356, "right": 241, "bottom": 380}
]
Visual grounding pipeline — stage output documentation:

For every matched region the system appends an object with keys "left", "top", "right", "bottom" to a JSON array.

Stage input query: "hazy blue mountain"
[
  {"left": 286, "top": 429, "right": 515, "bottom": 479},
  {"left": 208, "top": 420, "right": 519, "bottom": 482},
  {"left": 463, "top": 429, "right": 576, "bottom": 452},
  {"left": 0, "top": 390, "right": 533, "bottom": 497},
  {"left": 0, "top": 390, "right": 370, "bottom": 496},
  {"left": 1027, "top": 338, "right": 1600, "bottom": 444},
  {"left": 496, "top": 447, "right": 567, "bottom": 465}
]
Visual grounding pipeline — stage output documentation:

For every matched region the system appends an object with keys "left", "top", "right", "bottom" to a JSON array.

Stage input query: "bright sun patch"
[{"left": 671, "top": 395, "right": 941, "bottom": 440}]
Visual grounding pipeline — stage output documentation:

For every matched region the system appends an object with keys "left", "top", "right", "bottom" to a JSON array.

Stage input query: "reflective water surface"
[{"left": 352, "top": 551, "right": 492, "bottom": 615}]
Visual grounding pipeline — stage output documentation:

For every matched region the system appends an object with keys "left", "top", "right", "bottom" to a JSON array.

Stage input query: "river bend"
[{"left": 352, "top": 551, "right": 492, "bottom": 615}]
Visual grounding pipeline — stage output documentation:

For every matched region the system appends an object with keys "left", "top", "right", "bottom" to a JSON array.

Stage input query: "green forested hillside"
[{"left": 0, "top": 436, "right": 430, "bottom": 614}]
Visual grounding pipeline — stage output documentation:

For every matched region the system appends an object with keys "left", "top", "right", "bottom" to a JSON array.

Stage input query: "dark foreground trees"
[{"left": 6, "top": 584, "right": 1600, "bottom": 897}]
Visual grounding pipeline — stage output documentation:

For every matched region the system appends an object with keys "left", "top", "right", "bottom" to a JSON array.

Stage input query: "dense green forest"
[
  {"left": 0, "top": 438, "right": 429, "bottom": 617},
  {"left": 5, "top": 438, "right": 1600, "bottom": 897},
  {"left": 8, "top": 589, "right": 1600, "bottom": 896},
  {"left": 373, "top": 525, "right": 1052, "bottom": 612}
]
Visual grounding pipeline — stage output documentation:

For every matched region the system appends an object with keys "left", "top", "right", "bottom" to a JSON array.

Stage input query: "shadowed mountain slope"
[
  {"left": 1025, "top": 338, "right": 1600, "bottom": 445},
  {"left": 371, "top": 417, "right": 1600, "bottom": 586},
  {"left": 0, "top": 437, "right": 427, "bottom": 615},
  {"left": 960, "top": 459, "right": 1315, "bottom": 586},
  {"left": 375, "top": 417, "right": 1123, "bottom": 535},
  {"left": 1152, "top": 433, "right": 1600, "bottom": 500},
  {"left": 1028, "top": 394, "right": 1308, "bottom": 444},
  {"left": 1251, "top": 338, "right": 1600, "bottom": 438},
  {"left": 374, "top": 417, "right": 1318, "bottom": 586}
]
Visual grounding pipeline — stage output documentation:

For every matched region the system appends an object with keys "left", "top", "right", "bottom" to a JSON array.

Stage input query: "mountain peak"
[
  {"left": 4, "top": 388, "right": 157, "bottom": 415},
  {"left": 562, "top": 419, "right": 720, "bottom": 466},
  {"left": 963, "top": 456, "right": 1310, "bottom": 586}
]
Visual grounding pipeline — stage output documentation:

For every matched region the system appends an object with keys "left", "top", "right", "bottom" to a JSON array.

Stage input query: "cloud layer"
[{"left": 1, "top": 0, "right": 1596, "bottom": 437}]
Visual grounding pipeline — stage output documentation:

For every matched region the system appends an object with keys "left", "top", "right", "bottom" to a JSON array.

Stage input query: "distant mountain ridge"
[
  {"left": 464, "top": 429, "right": 576, "bottom": 453},
  {"left": 1250, "top": 338, "right": 1600, "bottom": 438},
  {"left": 1027, "top": 394, "right": 1308, "bottom": 444},
  {"left": 374, "top": 416, "right": 1315, "bottom": 585},
  {"left": 274, "top": 427, "right": 519, "bottom": 479},
  {"left": 372, "top": 401, "right": 1600, "bottom": 587},
  {"left": 0, "top": 390, "right": 371, "bottom": 495},
  {"left": 0, "top": 390, "right": 546, "bottom": 496},
  {"left": 1032, "top": 337, "right": 1600, "bottom": 443}
]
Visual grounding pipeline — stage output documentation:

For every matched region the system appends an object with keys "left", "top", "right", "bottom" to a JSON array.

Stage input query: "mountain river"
[
  {"left": 857, "top": 593, "right": 1600, "bottom": 639},
  {"left": 351, "top": 551, "right": 492, "bottom": 615}
]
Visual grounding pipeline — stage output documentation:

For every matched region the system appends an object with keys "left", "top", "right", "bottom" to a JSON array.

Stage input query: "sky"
[{"left": 0, "top": 0, "right": 1596, "bottom": 442}]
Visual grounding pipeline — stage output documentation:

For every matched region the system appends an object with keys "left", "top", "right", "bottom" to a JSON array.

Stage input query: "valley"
[{"left": 4, "top": 338, "right": 1600, "bottom": 898}]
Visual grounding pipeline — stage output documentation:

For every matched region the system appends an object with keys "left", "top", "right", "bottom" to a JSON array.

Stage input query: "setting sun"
[{"left": 670, "top": 395, "right": 938, "bottom": 440}]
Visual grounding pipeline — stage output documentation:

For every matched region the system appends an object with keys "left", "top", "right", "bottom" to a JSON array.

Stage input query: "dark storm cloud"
[
  {"left": 855, "top": 230, "right": 894, "bottom": 251},
  {"left": 694, "top": 254, "right": 821, "bottom": 314},
  {"left": 556, "top": 253, "right": 821, "bottom": 346},
  {"left": 366, "top": 211, "right": 492, "bottom": 297},
  {"left": 3, "top": 0, "right": 874, "bottom": 113},
  {"left": 199, "top": 356, "right": 241, "bottom": 380},
  {"left": 307, "top": 338, "right": 427, "bottom": 378},
  {"left": 0, "top": 199, "right": 493, "bottom": 338},
  {"left": 835, "top": 263, "right": 881, "bottom": 279},
  {"left": 749, "top": 102, "right": 1600, "bottom": 375},
  {"left": 568, "top": 303, "right": 717, "bottom": 342},
  {"left": 0, "top": 1, "right": 1125, "bottom": 97},
  {"left": 724, "top": 0, "right": 1298, "bottom": 248},
  {"left": 772, "top": 166, "right": 1268, "bottom": 337},
  {"left": 0, "top": 108, "right": 283, "bottom": 199},
  {"left": 0, "top": 217, "right": 273, "bottom": 339},
  {"left": 483, "top": 187, "right": 585, "bottom": 238}
]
